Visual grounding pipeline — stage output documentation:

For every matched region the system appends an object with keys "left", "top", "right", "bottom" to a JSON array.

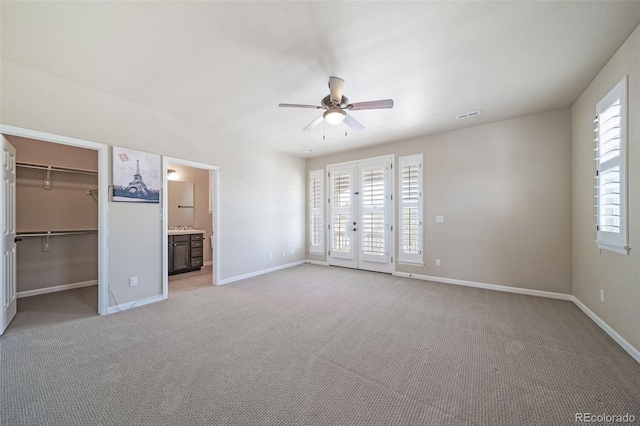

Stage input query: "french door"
[{"left": 328, "top": 157, "right": 393, "bottom": 273}]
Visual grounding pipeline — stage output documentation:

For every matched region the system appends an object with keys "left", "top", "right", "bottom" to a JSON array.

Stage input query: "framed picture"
[{"left": 112, "top": 147, "right": 160, "bottom": 203}]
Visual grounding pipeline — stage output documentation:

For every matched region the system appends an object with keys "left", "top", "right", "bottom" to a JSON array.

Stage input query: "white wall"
[
  {"left": 1, "top": 60, "right": 306, "bottom": 306},
  {"left": 307, "top": 109, "right": 573, "bottom": 295},
  {"left": 571, "top": 26, "right": 640, "bottom": 351}
]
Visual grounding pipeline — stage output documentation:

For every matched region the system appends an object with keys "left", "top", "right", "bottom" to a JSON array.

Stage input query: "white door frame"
[
  {"left": 0, "top": 124, "right": 110, "bottom": 315},
  {"left": 162, "top": 156, "right": 221, "bottom": 298},
  {"left": 326, "top": 154, "right": 395, "bottom": 274}
]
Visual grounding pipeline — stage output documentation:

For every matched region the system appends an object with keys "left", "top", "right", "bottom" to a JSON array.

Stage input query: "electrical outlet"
[
  {"left": 435, "top": 259, "right": 441, "bottom": 267},
  {"left": 436, "top": 216, "right": 444, "bottom": 223},
  {"left": 129, "top": 277, "right": 138, "bottom": 287},
  {"left": 600, "top": 289, "right": 605, "bottom": 302},
  {"left": 282, "top": 251, "right": 286, "bottom": 257},
  {"left": 268, "top": 253, "right": 273, "bottom": 260},
  {"left": 290, "top": 249, "right": 294, "bottom": 256}
]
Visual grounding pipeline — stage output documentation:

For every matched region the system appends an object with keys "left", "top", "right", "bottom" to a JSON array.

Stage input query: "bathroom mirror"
[{"left": 168, "top": 181, "right": 194, "bottom": 227}]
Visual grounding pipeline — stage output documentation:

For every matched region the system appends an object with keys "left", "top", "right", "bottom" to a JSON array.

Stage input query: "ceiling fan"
[{"left": 279, "top": 76, "right": 394, "bottom": 132}]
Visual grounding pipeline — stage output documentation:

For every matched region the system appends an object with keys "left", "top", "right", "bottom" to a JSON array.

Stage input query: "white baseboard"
[
  {"left": 17, "top": 280, "right": 98, "bottom": 298},
  {"left": 306, "top": 260, "right": 329, "bottom": 266},
  {"left": 219, "top": 260, "right": 305, "bottom": 285},
  {"left": 106, "top": 294, "right": 164, "bottom": 315},
  {"left": 392, "top": 272, "right": 573, "bottom": 300},
  {"left": 393, "top": 271, "right": 638, "bottom": 363},
  {"left": 571, "top": 296, "right": 640, "bottom": 363}
]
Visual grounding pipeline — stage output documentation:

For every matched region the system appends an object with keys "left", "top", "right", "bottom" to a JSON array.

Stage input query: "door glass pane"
[
  {"left": 361, "top": 167, "right": 385, "bottom": 256},
  {"left": 362, "top": 168, "right": 385, "bottom": 208},
  {"left": 333, "top": 174, "right": 350, "bottom": 207},
  {"left": 331, "top": 172, "right": 351, "bottom": 252},
  {"left": 362, "top": 212, "right": 385, "bottom": 255},
  {"left": 332, "top": 213, "right": 350, "bottom": 251}
]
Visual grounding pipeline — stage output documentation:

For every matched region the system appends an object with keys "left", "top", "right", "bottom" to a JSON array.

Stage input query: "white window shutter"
[
  {"left": 309, "top": 170, "right": 325, "bottom": 254},
  {"left": 398, "top": 154, "right": 423, "bottom": 264},
  {"left": 595, "top": 77, "right": 628, "bottom": 255},
  {"left": 331, "top": 171, "right": 351, "bottom": 253}
]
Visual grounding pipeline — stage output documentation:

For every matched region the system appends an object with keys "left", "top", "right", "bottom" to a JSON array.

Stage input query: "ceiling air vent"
[{"left": 456, "top": 110, "right": 481, "bottom": 120}]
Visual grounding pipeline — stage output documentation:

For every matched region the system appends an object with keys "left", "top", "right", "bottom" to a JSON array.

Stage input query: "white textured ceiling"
[{"left": 2, "top": 1, "right": 639, "bottom": 158}]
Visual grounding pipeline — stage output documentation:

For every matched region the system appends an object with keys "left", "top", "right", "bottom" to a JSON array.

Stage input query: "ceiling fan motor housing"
[{"left": 321, "top": 95, "right": 349, "bottom": 108}]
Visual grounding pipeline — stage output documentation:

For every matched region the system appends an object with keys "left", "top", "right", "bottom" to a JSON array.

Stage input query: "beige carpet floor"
[{"left": 1, "top": 264, "right": 639, "bottom": 425}]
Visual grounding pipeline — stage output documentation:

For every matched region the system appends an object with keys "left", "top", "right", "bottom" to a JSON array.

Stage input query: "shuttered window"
[
  {"left": 361, "top": 167, "right": 386, "bottom": 256},
  {"left": 309, "top": 170, "right": 324, "bottom": 254},
  {"left": 332, "top": 172, "right": 351, "bottom": 252},
  {"left": 595, "top": 77, "right": 628, "bottom": 255},
  {"left": 398, "top": 154, "right": 423, "bottom": 264}
]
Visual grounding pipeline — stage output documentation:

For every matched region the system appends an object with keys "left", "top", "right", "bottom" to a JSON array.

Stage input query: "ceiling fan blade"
[
  {"left": 329, "top": 76, "right": 345, "bottom": 104},
  {"left": 279, "top": 103, "right": 323, "bottom": 109},
  {"left": 303, "top": 115, "right": 324, "bottom": 131},
  {"left": 343, "top": 113, "right": 365, "bottom": 132},
  {"left": 346, "top": 99, "right": 394, "bottom": 110}
]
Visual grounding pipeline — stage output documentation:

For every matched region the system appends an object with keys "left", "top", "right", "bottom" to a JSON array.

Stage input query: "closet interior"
[{"left": 8, "top": 135, "right": 99, "bottom": 325}]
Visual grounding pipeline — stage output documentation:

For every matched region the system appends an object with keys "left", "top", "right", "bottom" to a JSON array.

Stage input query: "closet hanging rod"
[
  {"left": 16, "top": 162, "right": 98, "bottom": 176},
  {"left": 17, "top": 229, "right": 98, "bottom": 238}
]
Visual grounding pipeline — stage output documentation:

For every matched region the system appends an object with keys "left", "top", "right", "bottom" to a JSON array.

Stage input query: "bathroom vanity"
[{"left": 168, "top": 230, "right": 204, "bottom": 275}]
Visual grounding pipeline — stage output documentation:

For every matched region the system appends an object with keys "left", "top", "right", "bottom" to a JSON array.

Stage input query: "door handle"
[
  {"left": 14, "top": 237, "right": 22, "bottom": 243},
  {"left": 352, "top": 228, "right": 357, "bottom": 231}
]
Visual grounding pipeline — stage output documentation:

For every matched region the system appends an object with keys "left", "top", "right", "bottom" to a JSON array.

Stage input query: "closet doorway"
[
  {"left": 0, "top": 125, "right": 109, "bottom": 336},
  {"left": 162, "top": 156, "right": 219, "bottom": 298}
]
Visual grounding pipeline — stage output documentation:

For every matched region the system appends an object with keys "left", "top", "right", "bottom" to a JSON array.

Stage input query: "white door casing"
[
  {"left": 328, "top": 156, "right": 393, "bottom": 273},
  {"left": 161, "top": 156, "right": 221, "bottom": 299},
  {"left": 1, "top": 137, "right": 17, "bottom": 335}
]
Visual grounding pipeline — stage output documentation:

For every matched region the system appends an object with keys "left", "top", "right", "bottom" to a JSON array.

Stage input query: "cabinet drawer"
[
  {"left": 190, "top": 240, "right": 203, "bottom": 248},
  {"left": 191, "top": 247, "right": 203, "bottom": 257},
  {"left": 191, "top": 233, "right": 203, "bottom": 241},
  {"left": 172, "top": 234, "right": 190, "bottom": 242},
  {"left": 191, "top": 257, "right": 203, "bottom": 267}
]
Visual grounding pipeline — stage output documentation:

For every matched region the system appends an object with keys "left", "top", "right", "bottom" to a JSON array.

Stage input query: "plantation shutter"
[
  {"left": 309, "top": 170, "right": 324, "bottom": 254},
  {"left": 359, "top": 163, "right": 388, "bottom": 263},
  {"left": 595, "top": 77, "right": 628, "bottom": 254},
  {"left": 398, "top": 154, "right": 423, "bottom": 264},
  {"left": 331, "top": 170, "right": 352, "bottom": 256}
]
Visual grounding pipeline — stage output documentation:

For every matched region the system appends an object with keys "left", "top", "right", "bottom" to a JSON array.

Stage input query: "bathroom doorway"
[{"left": 161, "top": 157, "right": 219, "bottom": 298}]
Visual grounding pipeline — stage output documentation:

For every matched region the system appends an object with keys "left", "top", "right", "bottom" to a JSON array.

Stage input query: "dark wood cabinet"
[{"left": 168, "top": 233, "right": 204, "bottom": 275}]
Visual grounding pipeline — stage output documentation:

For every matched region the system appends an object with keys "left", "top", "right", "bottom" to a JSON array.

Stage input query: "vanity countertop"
[{"left": 168, "top": 229, "right": 206, "bottom": 235}]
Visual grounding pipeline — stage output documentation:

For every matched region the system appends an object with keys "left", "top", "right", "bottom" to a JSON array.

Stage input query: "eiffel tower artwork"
[
  {"left": 112, "top": 148, "right": 160, "bottom": 203},
  {"left": 125, "top": 160, "right": 150, "bottom": 196}
]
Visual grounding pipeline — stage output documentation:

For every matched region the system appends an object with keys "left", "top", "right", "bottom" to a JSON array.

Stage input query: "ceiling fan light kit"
[
  {"left": 323, "top": 107, "right": 346, "bottom": 125},
  {"left": 279, "top": 76, "right": 394, "bottom": 133}
]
